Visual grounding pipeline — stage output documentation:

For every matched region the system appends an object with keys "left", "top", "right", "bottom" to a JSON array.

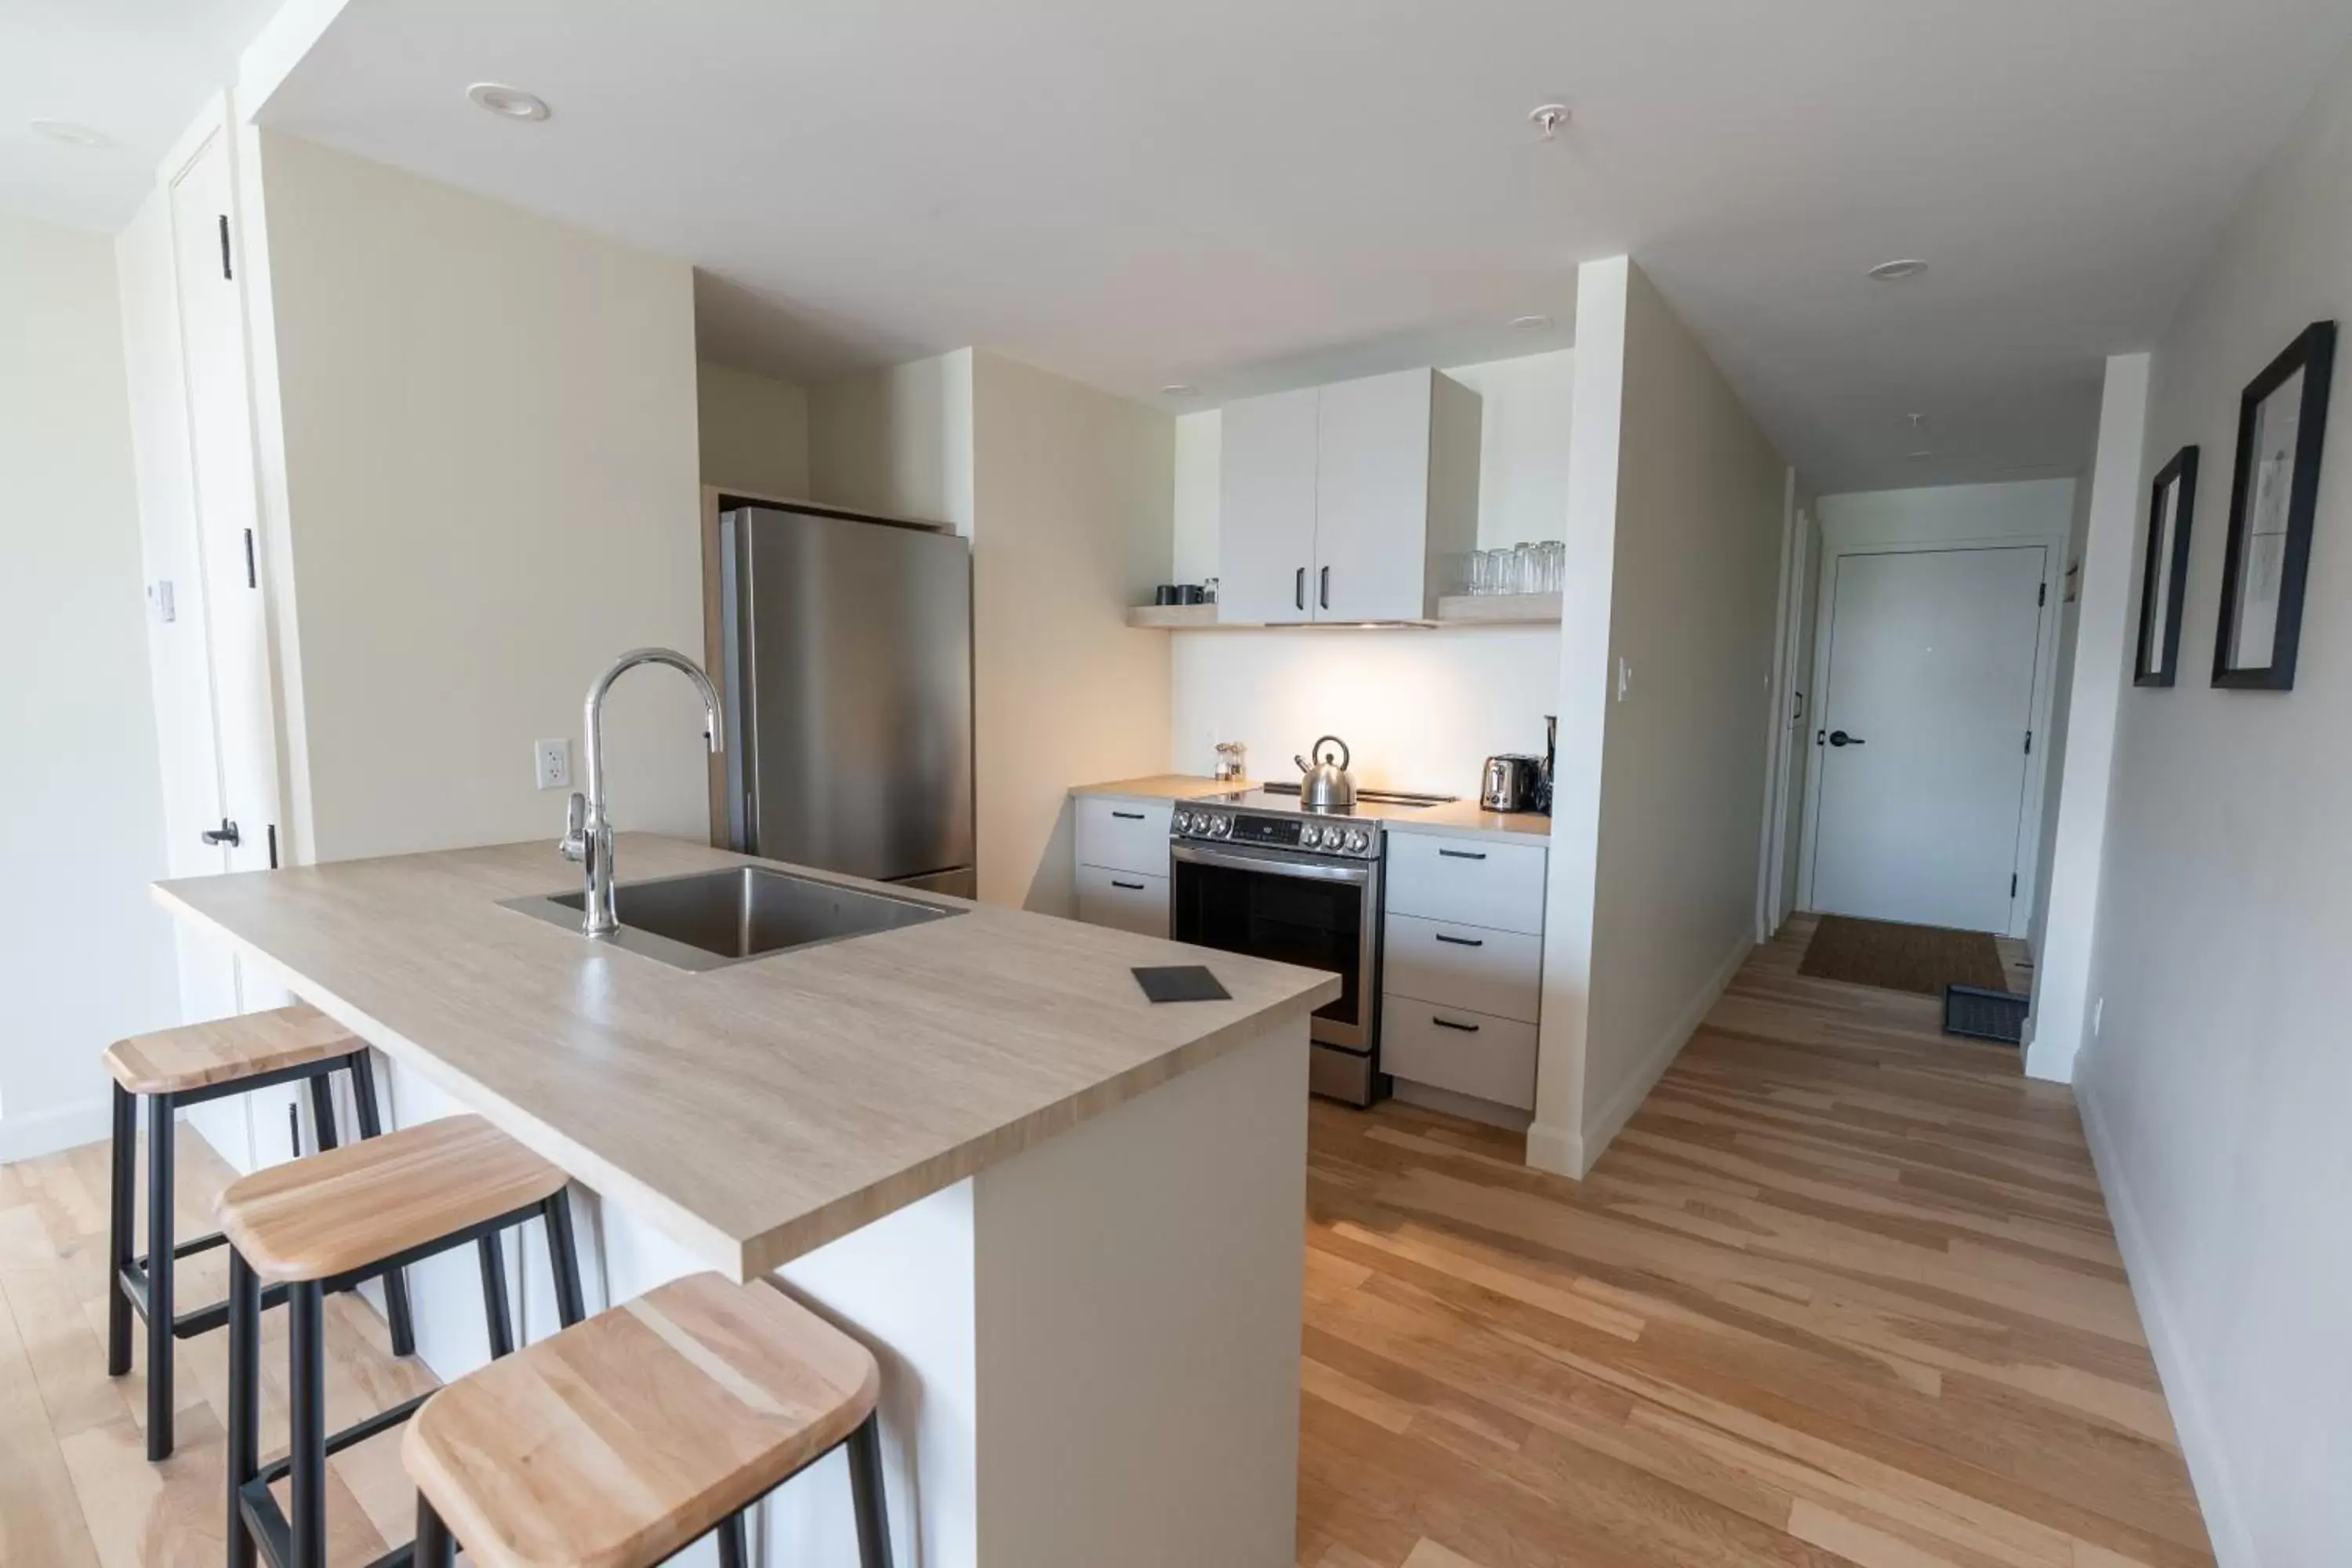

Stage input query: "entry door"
[{"left": 1808, "top": 546, "right": 2045, "bottom": 934}]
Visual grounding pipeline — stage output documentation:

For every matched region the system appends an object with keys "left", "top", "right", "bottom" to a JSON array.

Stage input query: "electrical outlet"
[
  {"left": 2092, "top": 996, "right": 2104, "bottom": 1037},
  {"left": 534, "top": 738, "right": 572, "bottom": 791},
  {"left": 1617, "top": 657, "right": 1633, "bottom": 702}
]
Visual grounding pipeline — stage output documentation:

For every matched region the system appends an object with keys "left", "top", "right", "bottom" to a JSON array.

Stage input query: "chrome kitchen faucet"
[{"left": 561, "top": 648, "right": 722, "bottom": 937}]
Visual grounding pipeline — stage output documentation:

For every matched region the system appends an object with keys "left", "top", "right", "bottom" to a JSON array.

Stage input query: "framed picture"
[
  {"left": 2213, "top": 320, "right": 2336, "bottom": 688},
  {"left": 2134, "top": 446, "right": 2198, "bottom": 686}
]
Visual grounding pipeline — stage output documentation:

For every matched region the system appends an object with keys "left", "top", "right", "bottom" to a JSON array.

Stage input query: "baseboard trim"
[
  {"left": 1580, "top": 935, "right": 1753, "bottom": 1174},
  {"left": 2078, "top": 1085, "right": 2258, "bottom": 1566},
  {"left": 0, "top": 1098, "right": 114, "bottom": 1164},
  {"left": 1523, "top": 1120, "right": 1581, "bottom": 1178}
]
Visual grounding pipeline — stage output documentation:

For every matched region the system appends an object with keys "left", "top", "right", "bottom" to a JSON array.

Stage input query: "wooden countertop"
[
  {"left": 155, "top": 837, "right": 1338, "bottom": 1281},
  {"left": 1070, "top": 776, "right": 1552, "bottom": 844}
]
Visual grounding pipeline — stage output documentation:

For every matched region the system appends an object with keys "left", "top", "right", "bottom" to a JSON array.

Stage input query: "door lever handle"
[
  {"left": 1828, "top": 730, "right": 1864, "bottom": 747},
  {"left": 200, "top": 818, "right": 241, "bottom": 848}
]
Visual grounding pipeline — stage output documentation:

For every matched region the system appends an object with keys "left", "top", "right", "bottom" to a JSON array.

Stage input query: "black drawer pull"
[
  {"left": 1110, "top": 810, "right": 1146, "bottom": 820},
  {"left": 1433, "top": 933, "right": 1484, "bottom": 948},
  {"left": 1431, "top": 1014, "right": 1482, "bottom": 1033},
  {"left": 1437, "top": 848, "right": 1487, "bottom": 861},
  {"left": 1110, "top": 879, "right": 1146, "bottom": 891}
]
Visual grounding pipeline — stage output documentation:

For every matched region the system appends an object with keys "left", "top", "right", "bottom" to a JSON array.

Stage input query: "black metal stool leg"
[
  {"left": 105, "top": 1083, "right": 135, "bottom": 1377},
  {"left": 289, "top": 1281, "right": 328, "bottom": 1568},
  {"left": 716, "top": 1510, "right": 751, "bottom": 1568},
  {"left": 345, "top": 1050, "right": 417, "bottom": 1356},
  {"left": 544, "top": 1190, "right": 586, "bottom": 1329},
  {"left": 848, "top": 1412, "right": 895, "bottom": 1568},
  {"left": 144, "top": 1091, "right": 176, "bottom": 1461},
  {"left": 226, "top": 1249, "right": 260, "bottom": 1568},
  {"left": 479, "top": 1228, "right": 515, "bottom": 1358},
  {"left": 307, "top": 1071, "right": 339, "bottom": 1153},
  {"left": 414, "top": 1494, "right": 457, "bottom": 1567}
]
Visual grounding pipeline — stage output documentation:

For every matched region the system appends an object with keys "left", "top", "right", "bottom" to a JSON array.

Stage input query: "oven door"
[{"left": 1167, "top": 840, "right": 1378, "bottom": 1054}]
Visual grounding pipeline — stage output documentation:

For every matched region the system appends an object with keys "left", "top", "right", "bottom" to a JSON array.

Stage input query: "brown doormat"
[{"left": 1799, "top": 915, "right": 2006, "bottom": 996}]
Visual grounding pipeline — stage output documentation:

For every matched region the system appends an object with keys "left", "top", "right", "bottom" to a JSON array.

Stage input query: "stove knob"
[
  {"left": 1345, "top": 829, "right": 1370, "bottom": 855},
  {"left": 1174, "top": 810, "right": 1195, "bottom": 834},
  {"left": 1210, "top": 815, "right": 1231, "bottom": 838},
  {"left": 1300, "top": 824, "right": 1323, "bottom": 848}
]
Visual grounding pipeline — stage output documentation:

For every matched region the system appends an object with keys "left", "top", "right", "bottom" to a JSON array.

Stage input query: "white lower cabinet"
[
  {"left": 1381, "top": 829, "right": 1548, "bottom": 1113},
  {"left": 1381, "top": 1000, "right": 1541, "bottom": 1111},
  {"left": 1076, "top": 863, "right": 1170, "bottom": 938}
]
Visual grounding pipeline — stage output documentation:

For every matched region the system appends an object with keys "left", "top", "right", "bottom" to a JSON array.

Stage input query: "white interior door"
[
  {"left": 1808, "top": 546, "right": 2045, "bottom": 934},
  {"left": 168, "top": 127, "right": 299, "bottom": 1169}
]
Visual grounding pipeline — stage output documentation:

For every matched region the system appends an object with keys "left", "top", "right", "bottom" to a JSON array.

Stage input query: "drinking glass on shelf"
[
  {"left": 1512, "top": 543, "right": 1536, "bottom": 595},
  {"left": 1469, "top": 550, "right": 1490, "bottom": 596},
  {"left": 1543, "top": 540, "right": 1564, "bottom": 592}
]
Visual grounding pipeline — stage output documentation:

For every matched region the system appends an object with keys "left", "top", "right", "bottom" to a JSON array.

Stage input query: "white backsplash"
[{"left": 1170, "top": 624, "right": 1560, "bottom": 800}]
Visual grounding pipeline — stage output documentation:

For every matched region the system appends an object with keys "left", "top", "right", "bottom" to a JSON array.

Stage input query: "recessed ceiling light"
[
  {"left": 30, "top": 119, "right": 111, "bottom": 149},
  {"left": 467, "top": 83, "right": 550, "bottom": 122},
  {"left": 1160, "top": 383, "right": 1199, "bottom": 398},
  {"left": 1529, "top": 104, "right": 1570, "bottom": 140},
  {"left": 1869, "top": 259, "right": 1929, "bottom": 282},
  {"left": 1509, "top": 314, "right": 1553, "bottom": 331}
]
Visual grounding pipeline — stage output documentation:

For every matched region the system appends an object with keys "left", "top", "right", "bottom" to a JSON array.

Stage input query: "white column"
[{"left": 2026, "top": 353, "right": 2149, "bottom": 1081}]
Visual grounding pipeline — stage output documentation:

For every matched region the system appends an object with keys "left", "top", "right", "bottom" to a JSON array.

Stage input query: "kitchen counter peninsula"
[{"left": 157, "top": 833, "right": 1336, "bottom": 1567}]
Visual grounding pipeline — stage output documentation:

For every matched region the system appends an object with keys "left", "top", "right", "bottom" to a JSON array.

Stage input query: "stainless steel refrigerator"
[{"left": 717, "top": 504, "right": 975, "bottom": 898}]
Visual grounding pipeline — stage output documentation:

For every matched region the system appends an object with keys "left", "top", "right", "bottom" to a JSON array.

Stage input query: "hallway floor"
[{"left": 1297, "top": 913, "right": 2211, "bottom": 1567}]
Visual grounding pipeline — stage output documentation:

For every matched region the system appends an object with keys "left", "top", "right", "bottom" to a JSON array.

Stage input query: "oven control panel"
[{"left": 1172, "top": 808, "right": 1380, "bottom": 858}]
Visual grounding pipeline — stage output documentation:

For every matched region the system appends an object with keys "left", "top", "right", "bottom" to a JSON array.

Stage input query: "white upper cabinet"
[
  {"left": 1215, "top": 369, "right": 1479, "bottom": 624},
  {"left": 1215, "top": 387, "right": 1320, "bottom": 624}
]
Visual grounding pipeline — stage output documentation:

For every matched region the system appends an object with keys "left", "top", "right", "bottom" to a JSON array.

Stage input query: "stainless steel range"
[{"left": 1167, "top": 784, "right": 1446, "bottom": 1105}]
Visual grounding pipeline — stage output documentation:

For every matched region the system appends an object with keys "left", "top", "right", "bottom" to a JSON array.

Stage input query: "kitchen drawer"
[
  {"left": 1383, "top": 913, "right": 1542, "bottom": 1024},
  {"left": 1381, "top": 996, "right": 1539, "bottom": 1111},
  {"left": 1385, "top": 832, "right": 1547, "bottom": 935},
  {"left": 1076, "top": 864, "right": 1169, "bottom": 938},
  {"left": 1074, "top": 797, "right": 1173, "bottom": 877}
]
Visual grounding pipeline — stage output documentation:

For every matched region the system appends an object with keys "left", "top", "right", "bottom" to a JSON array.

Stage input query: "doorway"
[{"left": 1801, "top": 545, "right": 2048, "bottom": 935}]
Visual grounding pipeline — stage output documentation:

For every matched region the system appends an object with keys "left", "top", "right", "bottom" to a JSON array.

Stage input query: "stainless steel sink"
[{"left": 502, "top": 864, "right": 960, "bottom": 971}]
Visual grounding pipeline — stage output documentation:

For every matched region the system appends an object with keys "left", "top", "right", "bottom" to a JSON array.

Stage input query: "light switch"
[{"left": 534, "top": 738, "right": 572, "bottom": 790}]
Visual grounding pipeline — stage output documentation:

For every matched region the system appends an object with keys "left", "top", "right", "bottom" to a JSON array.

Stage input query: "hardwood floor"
[
  {"left": 1297, "top": 914, "right": 2210, "bottom": 1568},
  {"left": 4, "top": 913, "right": 2205, "bottom": 1566}
]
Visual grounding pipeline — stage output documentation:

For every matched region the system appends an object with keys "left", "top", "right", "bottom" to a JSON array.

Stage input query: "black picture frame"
[
  {"left": 2133, "top": 445, "right": 2198, "bottom": 686},
  {"left": 2212, "top": 320, "right": 2336, "bottom": 688}
]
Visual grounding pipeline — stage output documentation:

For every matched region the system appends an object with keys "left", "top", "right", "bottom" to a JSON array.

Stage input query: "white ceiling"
[
  {"left": 248, "top": 0, "right": 2351, "bottom": 491},
  {"left": 2, "top": 0, "right": 286, "bottom": 231}
]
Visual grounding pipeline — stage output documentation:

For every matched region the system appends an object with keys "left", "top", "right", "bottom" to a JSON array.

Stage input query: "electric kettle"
[{"left": 1293, "top": 735, "right": 1358, "bottom": 810}]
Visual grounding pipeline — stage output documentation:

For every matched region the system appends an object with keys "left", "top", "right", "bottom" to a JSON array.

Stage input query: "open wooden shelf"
[
  {"left": 1125, "top": 593, "right": 1563, "bottom": 630},
  {"left": 1124, "top": 603, "right": 1222, "bottom": 628},
  {"left": 1434, "top": 592, "right": 1563, "bottom": 626}
]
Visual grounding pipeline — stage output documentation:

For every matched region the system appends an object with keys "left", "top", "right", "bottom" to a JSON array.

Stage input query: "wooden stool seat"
[
  {"left": 103, "top": 1003, "right": 358, "bottom": 1095},
  {"left": 216, "top": 1113, "right": 568, "bottom": 1284},
  {"left": 405, "top": 1272, "right": 883, "bottom": 1568}
]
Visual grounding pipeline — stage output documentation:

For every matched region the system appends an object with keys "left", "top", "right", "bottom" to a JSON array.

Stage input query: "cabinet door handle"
[
  {"left": 1432, "top": 1014, "right": 1482, "bottom": 1033},
  {"left": 1295, "top": 567, "right": 1306, "bottom": 612},
  {"left": 1433, "top": 932, "right": 1484, "bottom": 948},
  {"left": 1111, "top": 810, "right": 1145, "bottom": 820},
  {"left": 1436, "top": 847, "right": 1487, "bottom": 861},
  {"left": 1319, "top": 565, "right": 1330, "bottom": 610},
  {"left": 1111, "top": 879, "right": 1146, "bottom": 891}
]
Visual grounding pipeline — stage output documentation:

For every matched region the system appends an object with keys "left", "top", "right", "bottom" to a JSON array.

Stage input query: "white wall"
[
  {"left": 1804, "top": 478, "right": 2078, "bottom": 937},
  {"left": 1577, "top": 261, "right": 1788, "bottom": 1165},
  {"left": 969, "top": 353, "right": 1174, "bottom": 913},
  {"left": 0, "top": 211, "right": 180, "bottom": 1159},
  {"left": 808, "top": 350, "right": 975, "bottom": 529},
  {"left": 253, "top": 134, "right": 708, "bottom": 862},
  {"left": 697, "top": 361, "right": 810, "bottom": 498},
  {"left": 2071, "top": 49, "right": 2352, "bottom": 1564}
]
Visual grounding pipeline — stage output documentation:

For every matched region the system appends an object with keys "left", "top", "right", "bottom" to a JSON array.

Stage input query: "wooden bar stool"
[
  {"left": 217, "top": 1113, "right": 587, "bottom": 1568},
  {"left": 405, "top": 1272, "right": 892, "bottom": 1568},
  {"left": 103, "top": 1003, "right": 417, "bottom": 1461}
]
